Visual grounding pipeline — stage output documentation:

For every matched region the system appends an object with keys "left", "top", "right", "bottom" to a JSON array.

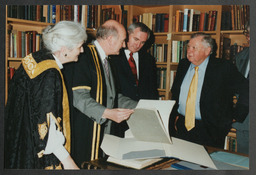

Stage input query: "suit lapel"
[
  {"left": 200, "top": 56, "right": 216, "bottom": 103},
  {"left": 138, "top": 51, "right": 145, "bottom": 80}
]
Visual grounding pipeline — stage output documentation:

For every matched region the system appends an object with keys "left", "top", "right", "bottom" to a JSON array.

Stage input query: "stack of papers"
[{"left": 101, "top": 100, "right": 217, "bottom": 169}]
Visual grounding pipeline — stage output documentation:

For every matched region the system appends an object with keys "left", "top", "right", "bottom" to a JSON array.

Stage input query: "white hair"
[{"left": 42, "top": 21, "right": 87, "bottom": 53}]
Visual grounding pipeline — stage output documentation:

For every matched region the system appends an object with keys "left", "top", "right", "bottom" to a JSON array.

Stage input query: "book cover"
[
  {"left": 188, "top": 9, "right": 194, "bottom": 32},
  {"left": 210, "top": 10, "right": 217, "bottom": 31},
  {"left": 155, "top": 13, "right": 161, "bottom": 32},
  {"left": 52, "top": 5, "right": 56, "bottom": 24},
  {"left": 183, "top": 8, "right": 188, "bottom": 32},
  {"left": 175, "top": 10, "right": 181, "bottom": 32},
  {"left": 199, "top": 12, "right": 205, "bottom": 31},
  {"left": 192, "top": 14, "right": 200, "bottom": 31},
  {"left": 163, "top": 14, "right": 169, "bottom": 32},
  {"left": 101, "top": 100, "right": 217, "bottom": 169},
  {"left": 172, "top": 40, "right": 178, "bottom": 62}
]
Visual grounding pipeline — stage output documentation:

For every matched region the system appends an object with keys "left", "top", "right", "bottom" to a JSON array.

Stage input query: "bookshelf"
[
  {"left": 5, "top": 5, "right": 250, "bottom": 151},
  {"left": 125, "top": 5, "right": 222, "bottom": 99},
  {"left": 125, "top": 5, "right": 173, "bottom": 99},
  {"left": 5, "top": 4, "right": 249, "bottom": 98},
  {"left": 5, "top": 5, "right": 124, "bottom": 103},
  {"left": 5, "top": 6, "right": 54, "bottom": 103}
]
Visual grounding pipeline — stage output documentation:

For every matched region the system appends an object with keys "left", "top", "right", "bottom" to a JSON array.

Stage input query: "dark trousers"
[{"left": 172, "top": 114, "right": 225, "bottom": 148}]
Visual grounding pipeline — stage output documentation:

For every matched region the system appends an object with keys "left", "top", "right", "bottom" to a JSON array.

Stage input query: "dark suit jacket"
[
  {"left": 110, "top": 49, "right": 159, "bottom": 101},
  {"left": 169, "top": 55, "right": 249, "bottom": 146}
]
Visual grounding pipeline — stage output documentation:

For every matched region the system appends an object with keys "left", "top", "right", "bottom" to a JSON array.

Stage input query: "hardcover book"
[{"left": 101, "top": 100, "right": 217, "bottom": 169}]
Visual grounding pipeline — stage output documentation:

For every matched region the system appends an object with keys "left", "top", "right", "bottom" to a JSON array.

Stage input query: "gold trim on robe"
[
  {"left": 22, "top": 54, "right": 71, "bottom": 153},
  {"left": 72, "top": 86, "right": 92, "bottom": 91},
  {"left": 88, "top": 44, "right": 104, "bottom": 161}
]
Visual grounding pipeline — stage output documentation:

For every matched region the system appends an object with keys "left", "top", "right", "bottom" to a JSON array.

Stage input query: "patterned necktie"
[
  {"left": 185, "top": 66, "right": 199, "bottom": 131},
  {"left": 128, "top": 52, "right": 138, "bottom": 85},
  {"left": 104, "top": 57, "right": 109, "bottom": 79}
]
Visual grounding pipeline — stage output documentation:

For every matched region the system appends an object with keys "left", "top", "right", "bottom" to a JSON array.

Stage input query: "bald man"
[{"left": 69, "top": 20, "right": 137, "bottom": 167}]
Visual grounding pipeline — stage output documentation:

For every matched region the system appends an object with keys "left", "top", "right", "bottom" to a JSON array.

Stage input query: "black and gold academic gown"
[
  {"left": 4, "top": 49, "right": 70, "bottom": 169},
  {"left": 69, "top": 43, "right": 137, "bottom": 168}
]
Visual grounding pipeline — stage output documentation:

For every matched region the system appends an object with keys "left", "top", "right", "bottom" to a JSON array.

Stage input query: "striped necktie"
[{"left": 104, "top": 57, "right": 109, "bottom": 79}]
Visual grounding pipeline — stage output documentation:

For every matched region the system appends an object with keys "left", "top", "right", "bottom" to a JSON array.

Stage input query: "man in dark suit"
[
  {"left": 232, "top": 22, "right": 250, "bottom": 154},
  {"left": 70, "top": 20, "right": 137, "bottom": 167},
  {"left": 110, "top": 22, "right": 159, "bottom": 101},
  {"left": 169, "top": 33, "right": 249, "bottom": 148}
]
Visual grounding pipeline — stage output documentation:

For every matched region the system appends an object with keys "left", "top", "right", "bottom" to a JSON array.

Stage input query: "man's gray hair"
[
  {"left": 96, "top": 25, "right": 118, "bottom": 39},
  {"left": 191, "top": 32, "right": 215, "bottom": 53},
  {"left": 127, "top": 22, "right": 151, "bottom": 39}
]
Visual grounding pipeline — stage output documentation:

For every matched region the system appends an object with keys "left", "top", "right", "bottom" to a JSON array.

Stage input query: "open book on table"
[{"left": 101, "top": 99, "right": 217, "bottom": 169}]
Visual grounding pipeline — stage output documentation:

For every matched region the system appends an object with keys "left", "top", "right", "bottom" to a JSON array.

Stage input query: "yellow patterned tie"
[{"left": 185, "top": 66, "right": 199, "bottom": 131}]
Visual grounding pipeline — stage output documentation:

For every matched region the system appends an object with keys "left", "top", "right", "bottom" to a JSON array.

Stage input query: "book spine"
[
  {"left": 183, "top": 9, "right": 188, "bottom": 32},
  {"left": 175, "top": 10, "right": 180, "bottom": 32},
  {"left": 13, "top": 32, "right": 17, "bottom": 58},
  {"left": 52, "top": 5, "right": 56, "bottom": 24},
  {"left": 199, "top": 12, "right": 205, "bottom": 31},
  {"left": 210, "top": 10, "right": 217, "bottom": 31},
  {"left": 231, "top": 5, "right": 235, "bottom": 30},
  {"left": 74, "top": 5, "right": 78, "bottom": 22},
  {"left": 160, "top": 13, "right": 165, "bottom": 32},
  {"left": 36, "top": 5, "right": 41, "bottom": 21},
  {"left": 189, "top": 9, "right": 194, "bottom": 32},
  {"left": 155, "top": 14, "right": 161, "bottom": 32},
  {"left": 9, "top": 32, "right": 13, "bottom": 58},
  {"left": 21, "top": 31, "right": 26, "bottom": 57},
  {"left": 17, "top": 31, "right": 22, "bottom": 58},
  {"left": 179, "top": 11, "right": 184, "bottom": 32}
]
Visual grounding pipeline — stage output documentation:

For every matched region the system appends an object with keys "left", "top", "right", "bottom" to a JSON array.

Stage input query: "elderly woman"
[{"left": 4, "top": 21, "right": 87, "bottom": 169}]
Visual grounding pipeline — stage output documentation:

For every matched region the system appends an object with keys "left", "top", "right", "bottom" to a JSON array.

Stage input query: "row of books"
[
  {"left": 87, "top": 5, "right": 99, "bottom": 28},
  {"left": 101, "top": 8, "right": 120, "bottom": 25},
  {"left": 7, "top": 5, "right": 123, "bottom": 27},
  {"left": 220, "top": 36, "right": 246, "bottom": 64},
  {"left": 7, "top": 5, "right": 51, "bottom": 23},
  {"left": 221, "top": 5, "right": 250, "bottom": 30},
  {"left": 133, "top": 13, "right": 169, "bottom": 32},
  {"left": 60, "top": 5, "right": 122, "bottom": 28},
  {"left": 157, "top": 68, "right": 176, "bottom": 90},
  {"left": 174, "top": 9, "right": 218, "bottom": 32},
  {"left": 149, "top": 44, "right": 168, "bottom": 62},
  {"left": 60, "top": 5, "right": 84, "bottom": 23},
  {"left": 172, "top": 40, "right": 189, "bottom": 63},
  {"left": 9, "top": 30, "right": 42, "bottom": 58}
]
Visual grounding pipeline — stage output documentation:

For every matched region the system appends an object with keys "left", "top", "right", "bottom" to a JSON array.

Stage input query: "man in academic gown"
[{"left": 70, "top": 20, "right": 137, "bottom": 167}]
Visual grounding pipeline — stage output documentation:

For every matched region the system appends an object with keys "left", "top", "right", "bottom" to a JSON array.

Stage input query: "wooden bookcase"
[
  {"left": 125, "top": 5, "right": 173, "bottom": 99},
  {"left": 5, "top": 6, "right": 54, "bottom": 103}
]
